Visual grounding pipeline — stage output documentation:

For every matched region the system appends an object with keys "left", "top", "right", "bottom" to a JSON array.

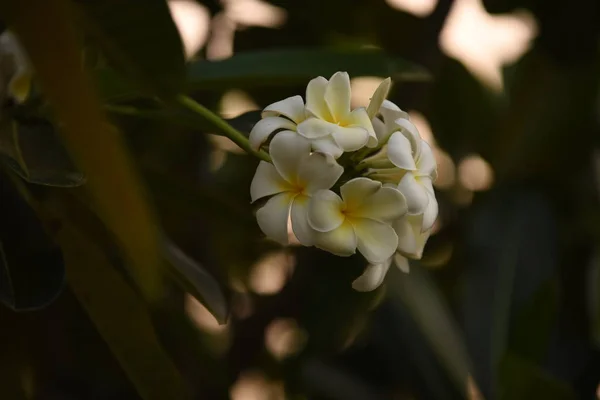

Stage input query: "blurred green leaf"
[
  {"left": 0, "top": 119, "right": 85, "bottom": 187},
  {"left": 76, "top": 0, "right": 186, "bottom": 96},
  {"left": 98, "top": 48, "right": 430, "bottom": 100}
]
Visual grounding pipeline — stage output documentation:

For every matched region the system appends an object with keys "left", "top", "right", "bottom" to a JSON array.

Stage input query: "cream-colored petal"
[
  {"left": 372, "top": 117, "right": 388, "bottom": 143},
  {"left": 380, "top": 100, "right": 409, "bottom": 126},
  {"left": 416, "top": 140, "right": 437, "bottom": 178},
  {"left": 311, "top": 137, "right": 344, "bottom": 159},
  {"left": 345, "top": 107, "right": 377, "bottom": 148},
  {"left": 313, "top": 220, "right": 357, "bottom": 257},
  {"left": 353, "top": 218, "right": 398, "bottom": 264},
  {"left": 249, "top": 117, "right": 297, "bottom": 150},
  {"left": 394, "top": 253, "right": 410, "bottom": 273},
  {"left": 397, "top": 173, "right": 429, "bottom": 215},
  {"left": 290, "top": 195, "right": 314, "bottom": 246},
  {"left": 256, "top": 192, "right": 294, "bottom": 245},
  {"left": 394, "top": 217, "right": 418, "bottom": 256},
  {"left": 394, "top": 118, "right": 421, "bottom": 154},
  {"left": 421, "top": 190, "right": 438, "bottom": 232},
  {"left": 354, "top": 186, "right": 407, "bottom": 221},
  {"left": 262, "top": 95, "right": 306, "bottom": 123},
  {"left": 387, "top": 132, "right": 417, "bottom": 170},
  {"left": 297, "top": 152, "right": 344, "bottom": 193},
  {"left": 307, "top": 190, "right": 345, "bottom": 232},
  {"left": 297, "top": 118, "right": 338, "bottom": 139},
  {"left": 340, "top": 177, "right": 380, "bottom": 212},
  {"left": 352, "top": 258, "right": 392, "bottom": 292},
  {"left": 305, "top": 76, "right": 332, "bottom": 120},
  {"left": 331, "top": 125, "right": 369, "bottom": 152},
  {"left": 269, "top": 130, "right": 311, "bottom": 184},
  {"left": 250, "top": 161, "right": 290, "bottom": 202},
  {"left": 325, "top": 71, "right": 351, "bottom": 121},
  {"left": 366, "top": 77, "right": 391, "bottom": 120}
]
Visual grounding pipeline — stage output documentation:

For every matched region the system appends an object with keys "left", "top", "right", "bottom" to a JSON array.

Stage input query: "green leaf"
[
  {"left": 98, "top": 48, "right": 430, "bottom": 100},
  {"left": 76, "top": 0, "right": 186, "bottom": 96},
  {"left": 0, "top": 119, "right": 85, "bottom": 187}
]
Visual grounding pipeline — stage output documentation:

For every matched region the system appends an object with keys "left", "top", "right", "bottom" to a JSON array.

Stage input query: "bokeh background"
[{"left": 1, "top": 0, "right": 600, "bottom": 399}]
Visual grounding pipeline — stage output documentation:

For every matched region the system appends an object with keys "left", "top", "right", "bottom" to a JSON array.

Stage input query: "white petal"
[
  {"left": 380, "top": 100, "right": 409, "bottom": 126},
  {"left": 290, "top": 195, "right": 314, "bottom": 246},
  {"left": 394, "top": 217, "right": 418, "bottom": 256},
  {"left": 269, "top": 131, "right": 311, "bottom": 184},
  {"left": 421, "top": 190, "right": 438, "bottom": 231},
  {"left": 353, "top": 218, "right": 398, "bottom": 264},
  {"left": 394, "top": 253, "right": 410, "bottom": 273},
  {"left": 311, "top": 137, "right": 344, "bottom": 159},
  {"left": 297, "top": 118, "right": 337, "bottom": 139},
  {"left": 387, "top": 132, "right": 417, "bottom": 170},
  {"left": 344, "top": 107, "right": 377, "bottom": 148},
  {"left": 340, "top": 177, "right": 380, "bottom": 211},
  {"left": 394, "top": 118, "right": 421, "bottom": 154},
  {"left": 397, "top": 173, "right": 429, "bottom": 215},
  {"left": 325, "top": 71, "right": 351, "bottom": 121},
  {"left": 256, "top": 192, "right": 293, "bottom": 245},
  {"left": 331, "top": 125, "right": 369, "bottom": 152},
  {"left": 416, "top": 140, "right": 437, "bottom": 178},
  {"left": 307, "top": 190, "right": 345, "bottom": 232},
  {"left": 372, "top": 117, "right": 388, "bottom": 143},
  {"left": 366, "top": 78, "right": 391, "bottom": 120},
  {"left": 250, "top": 161, "right": 290, "bottom": 202},
  {"left": 355, "top": 186, "right": 407, "bottom": 221},
  {"left": 262, "top": 95, "right": 306, "bottom": 123},
  {"left": 352, "top": 258, "right": 392, "bottom": 292},
  {"left": 249, "top": 117, "right": 297, "bottom": 150},
  {"left": 297, "top": 152, "right": 344, "bottom": 193},
  {"left": 313, "top": 220, "right": 357, "bottom": 257},
  {"left": 305, "top": 76, "right": 332, "bottom": 120}
]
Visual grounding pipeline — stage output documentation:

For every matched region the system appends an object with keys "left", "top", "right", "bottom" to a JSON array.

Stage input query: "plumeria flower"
[
  {"left": 296, "top": 72, "right": 378, "bottom": 158},
  {"left": 307, "top": 177, "right": 407, "bottom": 264},
  {"left": 249, "top": 94, "right": 306, "bottom": 151},
  {"left": 250, "top": 130, "right": 343, "bottom": 245}
]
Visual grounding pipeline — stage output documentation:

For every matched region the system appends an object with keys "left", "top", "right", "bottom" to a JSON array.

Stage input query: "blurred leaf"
[
  {"left": 0, "top": 173, "right": 65, "bottom": 310},
  {"left": 3, "top": 0, "right": 165, "bottom": 299},
  {"left": 97, "top": 48, "right": 430, "bottom": 100},
  {"left": 499, "top": 352, "right": 575, "bottom": 400},
  {"left": 75, "top": 0, "right": 185, "bottom": 96},
  {"left": 0, "top": 119, "right": 85, "bottom": 187},
  {"left": 162, "top": 238, "right": 229, "bottom": 324}
]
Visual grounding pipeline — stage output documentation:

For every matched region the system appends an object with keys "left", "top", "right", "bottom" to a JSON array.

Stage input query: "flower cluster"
[{"left": 250, "top": 72, "right": 438, "bottom": 291}]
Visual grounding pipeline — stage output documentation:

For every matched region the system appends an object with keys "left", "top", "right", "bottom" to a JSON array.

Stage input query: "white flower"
[
  {"left": 0, "top": 31, "right": 32, "bottom": 104},
  {"left": 250, "top": 130, "right": 343, "bottom": 245},
  {"left": 249, "top": 95, "right": 307, "bottom": 151},
  {"left": 307, "top": 177, "right": 407, "bottom": 264},
  {"left": 296, "top": 72, "right": 377, "bottom": 158}
]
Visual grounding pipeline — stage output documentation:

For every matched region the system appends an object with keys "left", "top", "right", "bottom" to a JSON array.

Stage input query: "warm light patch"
[
  {"left": 230, "top": 371, "right": 286, "bottom": 400},
  {"left": 168, "top": 0, "right": 210, "bottom": 59},
  {"left": 458, "top": 154, "right": 494, "bottom": 191},
  {"left": 185, "top": 294, "right": 228, "bottom": 334},
  {"left": 223, "top": 0, "right": 287, "bottom": 28},
  {"left": 350, "top": 76, "right": 385, "bottom": 109},
  {"left": 385, "top": 0, "right": 438, "bottom": 17},
  {"left": 439, "top": 0, "right": 537, "bottom": 91},
  {"left": 433, "top": 148, "right": 456, "bottom": 189},
  {"left": 249, "top": 251, "right": 295, "bottom": 295},
  {"left": 265, "top": 318, "right": 307, "bottom": 360}
]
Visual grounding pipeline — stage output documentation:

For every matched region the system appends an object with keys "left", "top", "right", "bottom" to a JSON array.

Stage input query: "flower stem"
[{"left": 175, "top": 95, "right": 271, "bottom": 162}]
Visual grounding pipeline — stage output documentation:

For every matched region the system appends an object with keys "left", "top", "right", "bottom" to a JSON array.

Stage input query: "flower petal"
[
  {"left": 352, "top": 258, "right": 392, "bottom": 292},
  {"left": 297, "top": 118, "right": 337, "bottom": 139},
  {"left": 421, "top": 189, "right": 438, "bottom": 231},
  {"left": 355, "top": 186, "right": 407, "bottom": 221},
  {"left": 331, "top": 125, "right": 369, "bottom": 152},
  {"left": 394, "top": 118, "right": 421, "bottom": 154},
  {"left": 394, "top": 253, "right": 410, "bottom": 273},
  {"left": 256, "top": 192, "right": 293, "bottom": 245},
  {"left": 311, "top": 137, "right": 344, "bottom": 159},
  {"left": 290, "top": 195, "right": 314, "bottom": 246},
  {"left": 308, "top": 190, "right": 345, "bottom": 232},
  {"left": 250, "top": 161, "right": 290, "bottom": 202},
  {"left": 269, "top": 130, "right": 311, "bottom": 183},
  {"left": 397, "top": 173, "right": 429, "bottom": 215},
  {"left": 262, "top": 95, "right": 305, "bottom": 123},
  {"left": 416, "top": 140, "right": 437, "bottom": 178},
  {"left": 380, "top": 100, "right": 409, "bottom": 126},
  {"left": 372, "top": 117, "right": 388, "bottom": 143},
  {"left": 298, "top": 152, "right": 344, "bottom": 193},
  {"left": 366, "top": 78, "right": 391, "bottom": 120},
  {"left": 325, "top": 71, "right": 351, "bottom": 121},
  {"left": 313, "top": 220, "right": 357, "bottom": 257},
  {"left": 340, "top": 177, "right": 380, "bottom": 211},
  {"left": 388, "top": 132, "right": 417, "bottom": 170},
  {"left": 345, "top": 107, "right": 377, "bottom": 148},
  {"left": 249, "top": 117, "right": 297, "bottom": 150},
  {"left": 306, "top": 76, "right": 332, "bottom": 120},
  {"left": 353, "top": 218, "right": 398, "bottom": 264},
  {"left": 394, "top": 217, "right": 418, "bottom": 256}
]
